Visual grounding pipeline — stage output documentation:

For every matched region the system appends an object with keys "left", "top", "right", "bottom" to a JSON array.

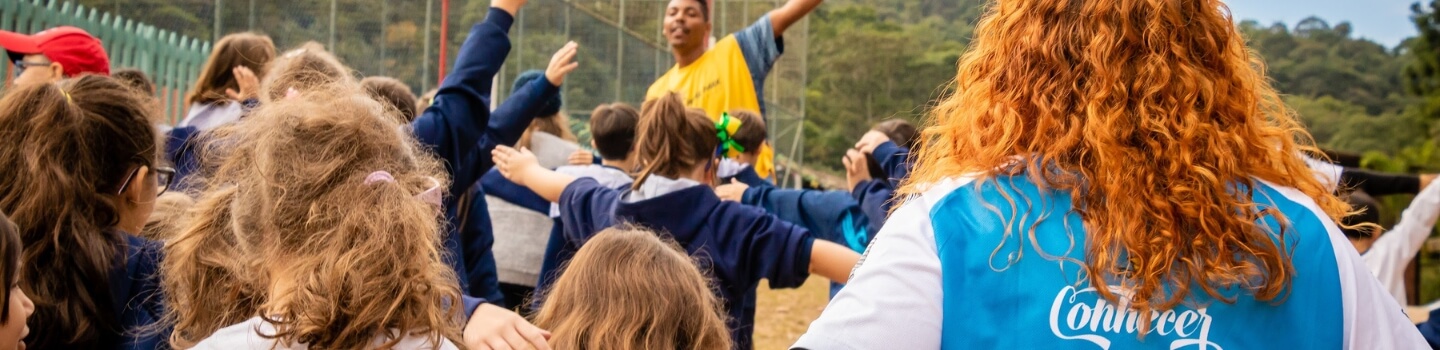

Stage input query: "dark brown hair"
[
  {"left": 0, "top": 75, "right": 158, "bottom": 348},
  {"left": 362, "top": 76, "right": 418, "bottom": 122},
  {"left": 872, "top": 118, "right": 918, "bottom": 150},
  {"left": 532, "top": 225, "right": 731, "bottom": 350},
  {"left": 632, "top": 93, "right": 718, "bottom": 190},
  {"left": 0, "top": 210, "right": 21, "bottom": 324},
  {"left": 727, "top": 109, "right": 766, "bottom": 154},
  {"left": 589, "top": 103, "right": 640, "bottom": 161},
  {"left": 187, "top": 33, "right": 277, "bottom": 105},
  {"left": 112, "top": 68, "right": 155, "bottom": 98}
]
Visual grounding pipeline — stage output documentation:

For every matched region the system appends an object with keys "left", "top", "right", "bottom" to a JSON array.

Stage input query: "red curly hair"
[{"left": 902, "top": 0, "right": 1351, "bottom": 332}]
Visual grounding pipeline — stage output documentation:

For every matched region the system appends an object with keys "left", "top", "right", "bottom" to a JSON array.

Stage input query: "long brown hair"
[
  {"left": 0, "top": 75, "right": 158, "bottom": 348},
  {"left": 632, "top": 93, "right": 719, "bottom": 190},
  {"left": 162, "top": 84, "right": 463, "bottom": 349},
  {"left": 902, "top": 0, "right": 1352, "bottom": 332},
  {"left": 186, "top": 32, "right": 277, "bottom": 105},
  {"left": 532, "top": 225, "right": 731, "bottom": 350}
]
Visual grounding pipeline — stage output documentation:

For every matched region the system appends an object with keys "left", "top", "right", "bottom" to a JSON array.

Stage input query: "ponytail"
[{"left": 632, "top": 93, "right": 719, "bottom": 190}]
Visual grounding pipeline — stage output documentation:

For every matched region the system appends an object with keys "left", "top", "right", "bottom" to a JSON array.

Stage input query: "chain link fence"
[{"left": 54, "top": 0, "right": 807, "bottom": 184}]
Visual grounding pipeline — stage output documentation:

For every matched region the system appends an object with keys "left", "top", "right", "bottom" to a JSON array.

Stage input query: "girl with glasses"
[{"left": 0, "top": 75, "right": 168, "bottom": 350}]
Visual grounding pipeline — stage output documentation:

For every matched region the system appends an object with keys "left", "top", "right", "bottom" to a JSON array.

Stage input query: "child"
[
  {"left": 362, "top": 76, "right": 419, "bottom": 122},
  {"left": 0, "top": 211, "right": 34, "bottom": 350},
  {"left": 1343, "top": 179, "right": 1440, "bottom": 306},
  {"left": 461, "top": 44, "right": 580, "bottom": 305},
  {"left": 527, "top": 103, "right": 643, "bottom": 305},
  {"left": 793, "top": 0, "right": 1423, "bottom": 347},
  {"left": 178, "top": 32, "right": 275, "bottom": 130},
  {"left": 716, "top": 110, "right": 771, "bottom": 187},
  {"left": 0, "top": 76, "right": 170, "bottom": 349},
  {"left": 531, "top": 225, "right": 730, "bottom": 350},
  {"left": 167, "top": 84, "right": 550, "bottom": 350},
  {"left": 846, "top": 118, "right": 919, "bottom": 231},
  {"left": 492, "top": 92, "right": 860, "bottom": 349},
  {"left": 174, "top": 85, "right": 463, "bottom": 349}
]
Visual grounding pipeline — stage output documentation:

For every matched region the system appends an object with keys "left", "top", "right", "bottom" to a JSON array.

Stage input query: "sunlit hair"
[
  {"left": 139, "top": 192, "right": 194, "bottom": 242},
  {"left": 0, "top": 75, "right": 158, "bottom": 348},
  {"left": 258, "top": 42, "right": 353, "bottom": 102},
  {"left": 901, "top": 0, "right": 1352, "bottom": 332},
  {"left": 632, "top": 93, "right": 718, "bottom": 190},
  {"left": 187, "top": 32, "right": 277, "bottom": 105},
  {"left": 161, "top": 84, "right": 463, "bottom": 348},
  {"left": 532, "top": 225, "right": 731, "bottom": 350}
]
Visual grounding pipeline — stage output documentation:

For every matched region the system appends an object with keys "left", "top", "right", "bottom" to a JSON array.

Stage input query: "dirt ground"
[{"left": 752, "top": 276, "right": 831, "bottom": 350}]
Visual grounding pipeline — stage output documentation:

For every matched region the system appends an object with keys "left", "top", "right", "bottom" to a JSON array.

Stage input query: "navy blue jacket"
[
  {"left": 723, "top": 164, "right": 772, "bottom": 189},
  {"left": 850, "top": 141, "right": 912, "bottom": 231},
  {"left": 101, "top": 234, "right": 165, "bottom": 350},
  {"left": 164, "top": 126, "right": 203, "bottom": 193},
  {"left": 453, "top": 50, "right": 562, "bottom": 304},
  {"left": 409, "top": 8, "right": 522, "bottom": 303},
  {"left": 742, "top": 186, "right": 871, "bottom": 253},
  {"left": 555, "top": 178, "right": 814, "bottom": 350}
]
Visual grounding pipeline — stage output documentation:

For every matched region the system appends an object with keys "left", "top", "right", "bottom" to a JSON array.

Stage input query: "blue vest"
[{"left": 932, "top": 176, "right": 1343, "bottom": 349}]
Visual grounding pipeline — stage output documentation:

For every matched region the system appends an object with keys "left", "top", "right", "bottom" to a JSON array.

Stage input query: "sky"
[{"left": 1224, "top": 0, "right": 1420, "bottom": 48}]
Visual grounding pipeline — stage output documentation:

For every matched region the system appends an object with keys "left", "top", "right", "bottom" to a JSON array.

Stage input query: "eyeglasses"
[
  {"left": 115, "top": 165, "right": 177, "bottom": 197},
  {"left": 11, "top": 60, "right": 51, "bottom": 78}
]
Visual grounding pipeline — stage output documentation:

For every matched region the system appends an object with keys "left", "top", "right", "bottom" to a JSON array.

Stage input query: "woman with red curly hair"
[{"left": 793, "top": 0, "right": 1426, "bottom": 348}]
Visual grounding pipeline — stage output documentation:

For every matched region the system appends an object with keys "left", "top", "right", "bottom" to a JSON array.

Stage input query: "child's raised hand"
[
  {"left": 854, "top": 130, "right": 892, "bottom": 154},
  {"left": 493, "top": 145, "right": 541, "bottom": 185},
  {"left": 843, "top": 149, "right": 872, "bottom": 191},
  {"left": 546, "top": 41, "right": 580, "bottom": 86},
  {"left": 463, "top": 303, "right": 552, "bottom": 350},
  {"left": 224, "top": 66, "right": 260, "bottom": 101},
  {"left": 714, "top": 179, "right": 749, "bottom": 202}
]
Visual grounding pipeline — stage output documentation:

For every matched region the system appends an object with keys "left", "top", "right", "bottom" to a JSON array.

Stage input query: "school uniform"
[
  {"left": 741, "top": 186, "right": 870, "bottom": 253},
  {"left": 793, "top": 174, "right": 1427, "bottom": 349},
  {"left": 555, "top": 176, "right": 815, "bottom": 350},
  {"left": 1363, "top": 179, "right": 1440, "bottom": 305},
  {"left": 410, "top": 7, "right": 544, "bottom": 304},
  {"left": 849, "top": 140, "right": 912, "bottom": 233},
  {"left": 84, "top": 233, "right": 165, "bottom": 350},
  {"left": 483, "top": 132, "right": 577, "bottom": 307},
  {"left": 718, "top": 159, "right": 772, "bottom": 188}
]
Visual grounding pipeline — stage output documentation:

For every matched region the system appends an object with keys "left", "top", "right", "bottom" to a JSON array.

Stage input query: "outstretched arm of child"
[
  {"left": 493, "top": 145, "right": 577, "bottom": 203},
  {"left": 809, "top": 239, "right": 860, "bottom": 284},
  {"left": 485, "top": 42, "right": 579, "bottom": 148}
]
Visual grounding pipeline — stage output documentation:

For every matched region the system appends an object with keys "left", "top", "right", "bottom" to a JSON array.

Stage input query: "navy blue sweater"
[
  {"left": 742, "top": 186, "right": 871, "bottom": 253},
  {"left": 850, "top": 141, "right": 912, "bottom": 231},
  {"left": 102, "top": 234, "right": 166, "bottom": 350},
  {"left": 407, "top": 8, "right": 523, "bottom": 303},
  {"left": 554, "top": 178, "right": 814, "bottom": 350}
]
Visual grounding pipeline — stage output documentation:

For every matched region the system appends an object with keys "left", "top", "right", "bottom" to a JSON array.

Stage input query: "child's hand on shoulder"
[
  {"left": 715, "top": 179, "right": 749, "bottom": 202},
  {"left": 493, "top": 145, "right": 541, "bottom": 185},
  {"left": 464, "top": 303, "right": 551, "bottom": 350}
]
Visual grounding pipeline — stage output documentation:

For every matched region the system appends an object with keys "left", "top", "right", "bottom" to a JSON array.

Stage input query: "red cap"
[{"left": 0, "top": 26, "right": 109, "bottom": 77}]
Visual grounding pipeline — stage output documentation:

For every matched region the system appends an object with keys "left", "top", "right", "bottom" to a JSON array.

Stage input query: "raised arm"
[
  {"left": 767, "top": 0, "right": 823, "bottom": 36},
  {"left": 412, "top": 0, "right": 525, "bottom": 195},
  {"left": 485, "top": 42, "right": 579, "bottom": 148},
  {"left": 492, "top": 145, "right": 577, "bottom": 203}
]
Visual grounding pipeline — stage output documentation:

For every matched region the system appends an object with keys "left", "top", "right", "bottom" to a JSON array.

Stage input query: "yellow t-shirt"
[{"left": 646, "top": 17, "right": 782, "bottom": 179}]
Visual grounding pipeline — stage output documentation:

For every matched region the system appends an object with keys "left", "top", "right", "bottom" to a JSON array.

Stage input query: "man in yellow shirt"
[{"left": 645, "top": 0, "right": 822, "bottom": 179}]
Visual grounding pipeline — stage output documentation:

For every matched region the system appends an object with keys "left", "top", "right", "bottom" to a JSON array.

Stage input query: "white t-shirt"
[
  {"left": 178, "top": 102, "right": 245, "bottom": 130},
  {"left": 792, "top": 176, "right": 1426, "bottom": 349},
  {"left": 191, "top": 316, "right": 459, "bottom": 350},
  {"left": 1364, "top": 178, "right": 1440, "bottom": 305}
]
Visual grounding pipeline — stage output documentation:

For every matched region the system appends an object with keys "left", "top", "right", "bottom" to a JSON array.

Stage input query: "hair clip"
[
  {"left": 364, "top": 171, "right": 396, "bottom": 185},
  {"left": 715, "top": 112, "right": 745, "bottom": 158}
]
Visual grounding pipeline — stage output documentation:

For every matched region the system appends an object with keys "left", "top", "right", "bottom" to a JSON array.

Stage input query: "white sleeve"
[
  {"left": 1304, "top": 154, "right": 1344, "bottom": 193},
  {"left": 1364, "top": 179, "right": 1440, "bottom": 304},
  {"left": 791, "top": 197, "right": 944, "bottom": 350},
  {"left": 1264, "top": 181, "right": 1431, "bottom": 349}
]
